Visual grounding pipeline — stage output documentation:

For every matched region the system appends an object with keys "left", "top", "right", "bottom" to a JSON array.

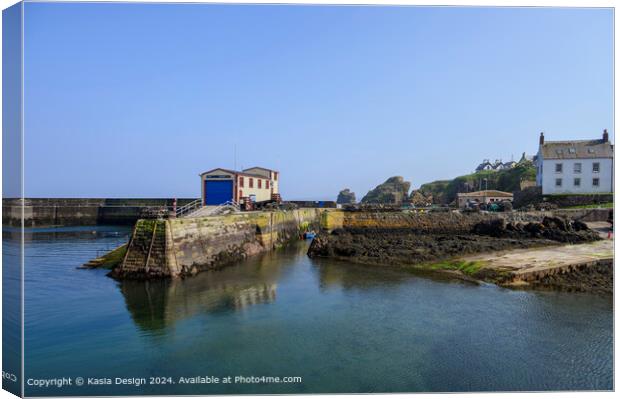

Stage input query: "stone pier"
[{"left": 112, "top": 209, "right": 322, "bottom": 279}]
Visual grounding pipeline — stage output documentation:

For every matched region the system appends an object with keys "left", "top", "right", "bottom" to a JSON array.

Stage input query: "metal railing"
[
  {"left": 176, "top": 200, "right": 241, "bottom": 218},
  {"left": 175, "top": 199, "right": 202, "bottom": 218},
  {"left": 209, "top": 200, "right": 240, "bottom": 216}
]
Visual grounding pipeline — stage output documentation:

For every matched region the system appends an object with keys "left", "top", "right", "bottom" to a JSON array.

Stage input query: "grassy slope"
[{"left": 419, "top": 163, "right": 536, "bottom": 204}]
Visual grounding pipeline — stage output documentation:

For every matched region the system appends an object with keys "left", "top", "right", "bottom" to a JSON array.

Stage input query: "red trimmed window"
[
  {"left": 239, "top": 177, "right": 244, "bottom": 187},
  {"left": 258, "top": 179, "right": 262, "bottom": 189},
  {"left": 266, "top": 180, "right": 269, "bottom": 189},
  {"left": 249, "top": 178, "right": 254, "bottom": 188},
  {"left": 274, "top": 172, "right": 278, "bottom": 181}
]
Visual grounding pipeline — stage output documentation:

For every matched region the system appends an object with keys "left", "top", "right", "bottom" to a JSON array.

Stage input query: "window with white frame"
[
  {"left": 574, "top": 178, "right": 581, "bottom": 187},
  {"left": 555, "top": 163, "right": 563, "bottom": 173},
  {"left": 574, "top": 163, "right": 582, "bottom": 173},
  {"left": 555, "top": 178, "right": 562, "bottom": 187},
  {"left": 593, "top": 178, "right": 600, "bottom": 187},
  {"left": 593, "top": 162, "right": 600, "bottom": 173}
]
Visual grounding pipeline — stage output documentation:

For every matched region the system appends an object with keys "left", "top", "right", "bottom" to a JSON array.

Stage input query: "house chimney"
[
  {"left": 603, "top": 129, "right": 609, "bottom": 142},
  {"left": 539, "top": 132, "right": 544, "bottom": 145}
]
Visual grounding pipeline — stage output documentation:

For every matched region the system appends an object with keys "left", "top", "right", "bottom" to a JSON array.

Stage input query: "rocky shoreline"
[{"left": 308, "top": 215, "right": 610, "bottom": 293}]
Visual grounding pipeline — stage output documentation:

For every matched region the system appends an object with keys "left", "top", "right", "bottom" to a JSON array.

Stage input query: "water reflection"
[
  {"left": 15, "top": 227, "right": 613, "bottom": 393},
  {"left": 118, "top": 249, "right": 288, "bottom": 332},
  {"left": 310, "top": 256, "right": 477, "bottom": 292},
  {"left": 118, "top": 240, "right": 486, "bottom": 334},
  {"left": 4, "top": 225, "right": 129, "bottom": 243}
]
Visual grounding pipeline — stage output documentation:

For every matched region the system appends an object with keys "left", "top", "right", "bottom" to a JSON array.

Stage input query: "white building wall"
[
  {"left": 271, "top": 171, "right": 279, "bottom": 195},
  {"left": 237, "top": 175, "right": 272, "bottom": 202},
  {"left": 241, "top": 167, "right": 279, "bottom": 197},
  {"left": 540, "top": 158, "right": 613, "bottom": 195}
]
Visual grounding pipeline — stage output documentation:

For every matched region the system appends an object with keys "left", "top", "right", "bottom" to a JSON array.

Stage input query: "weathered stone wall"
[
  {"left": 114, "top": 209, "right": 321, "bottom": 279},
  {"left": 544, "top": 193, "right": 613, "bottom": 208},
  {"left": 2, "top": 198, "right": 196, "bottom": 227},
  {"left": 513, "top": 187, "right": 613, "bottom": 209},
  {"left": 167, "top": 213, "right": 266, "bottom": 276},
  {"left": 501, "top": 209, "right": 611, "bottom": 223},
  {"left": 322, "top": 210, "right": 503, "bottom": 233},
  {"left": 320, "top": 209, "right": 611, "bottom": 233}
]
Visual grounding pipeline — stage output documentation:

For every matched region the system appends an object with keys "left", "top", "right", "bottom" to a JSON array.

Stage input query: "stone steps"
[{"left": 118, "top": 220, "right": 168, "bottom": 277}]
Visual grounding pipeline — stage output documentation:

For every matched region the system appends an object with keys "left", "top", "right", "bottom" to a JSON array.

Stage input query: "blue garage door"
[{"left": 205, "top": 180, "right": 233, "bottom": 205}]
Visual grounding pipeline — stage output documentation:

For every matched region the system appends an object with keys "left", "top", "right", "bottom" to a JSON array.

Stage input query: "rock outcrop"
[
  {"left": 470, "top": 216, "right": 599, "bottom": 243},
  {"left": 361, "top": 176, "right": 411, "bottom": 205},
  {"left": 336, "top": 188, "right": 356, "bottom": 204},
  {"left": 410, "top": 190, "right": 433, "bottom": 207},
  {"left": 308, "top": 211, "right": 601, "bottom": 272}
]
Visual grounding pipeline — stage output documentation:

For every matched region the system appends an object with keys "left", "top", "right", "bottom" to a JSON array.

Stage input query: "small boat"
[{"left": 304, "top": 231, "right": 316, "bottom": 240}]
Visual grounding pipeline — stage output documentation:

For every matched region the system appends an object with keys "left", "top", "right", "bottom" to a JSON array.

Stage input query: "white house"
[
  {"left": 475, "top": 159, "right": 517, "bottom": 172},
  {"left": 536, "top": 130, "right": 614, "bottom": 195},
  {"left": 200, "top": 167, "right": 280, "bottom": 205}
]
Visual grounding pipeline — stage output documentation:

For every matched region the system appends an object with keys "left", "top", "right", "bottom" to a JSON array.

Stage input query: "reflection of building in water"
[
  {"left": 232, "top": 284, "right": 276, "bottom": 310},
  {"left": 119, "top": 252, "right": 286, "bottom": 332}
]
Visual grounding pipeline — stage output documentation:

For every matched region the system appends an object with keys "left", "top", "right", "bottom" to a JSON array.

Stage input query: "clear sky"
[{"left": 23, "top": 3, "right": 613, "bottom": 200}]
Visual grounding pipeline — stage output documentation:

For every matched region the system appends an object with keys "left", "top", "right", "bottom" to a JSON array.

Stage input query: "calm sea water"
[{"left": 3, "top": 225, "right": 613, "bottom": 395}]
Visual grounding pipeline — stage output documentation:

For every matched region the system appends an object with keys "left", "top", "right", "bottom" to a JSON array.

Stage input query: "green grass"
[
  {"left": 563, "top": 202, "right": 613, "bottom": 209},
  {"left": 97, "top": 244, "right": 127, "bottom": 269},
  {"left": 418, "top": 162, "right": 536, "bottom": 204},
  {"left": 426, "top": 260, "right": 485, "bottom": 276}
]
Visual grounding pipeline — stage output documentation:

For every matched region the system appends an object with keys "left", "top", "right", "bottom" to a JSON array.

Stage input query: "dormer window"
[{"left": 568, "top": 148, "right": 576, "bottom": 154}]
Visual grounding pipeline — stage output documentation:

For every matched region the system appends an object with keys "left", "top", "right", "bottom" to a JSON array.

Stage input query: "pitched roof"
[
  {"left": 540, "top": 139, "right": 613, "bottom": 160},
  {"left": 243, "top": 166, "right": 277, "bottom": 172},
  {"left": 475, "top": 161, "right": 493, "bottom": 171},
  {"left": 200, "top": 168, "right": 266, "bottom": 178},
  {"left": 457, "top": 190, "right": 513, "bottom": 197}
]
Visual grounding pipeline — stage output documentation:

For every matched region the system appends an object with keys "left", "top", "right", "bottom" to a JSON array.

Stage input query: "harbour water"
[{"left": 3, "top": 225, "right": 613, "bottom": 395}]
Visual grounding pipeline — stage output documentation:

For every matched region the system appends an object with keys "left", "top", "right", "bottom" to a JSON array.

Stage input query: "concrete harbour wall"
[{"left": 2, "top": 198, "right": 196, "bottom": 227}]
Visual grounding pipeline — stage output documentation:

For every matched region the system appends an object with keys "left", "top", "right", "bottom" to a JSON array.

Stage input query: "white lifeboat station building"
[{"left": 200, "top": 167, "right": 280, "bottom": 205}]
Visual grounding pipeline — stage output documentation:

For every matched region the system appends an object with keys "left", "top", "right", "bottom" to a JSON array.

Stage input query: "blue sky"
[{"left": 22, "top": 3, "right": 613, "bottom": 199}]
